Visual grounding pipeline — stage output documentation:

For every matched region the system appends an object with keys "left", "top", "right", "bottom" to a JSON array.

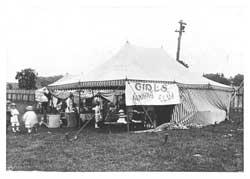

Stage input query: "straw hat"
[{"left": 26, "top": 106, "right": 33, "bottom": 111}]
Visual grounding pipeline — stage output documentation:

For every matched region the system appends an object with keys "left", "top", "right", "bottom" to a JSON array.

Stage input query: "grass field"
[{"left": 6, "top": 112, "right": 243, "bottom": 172}]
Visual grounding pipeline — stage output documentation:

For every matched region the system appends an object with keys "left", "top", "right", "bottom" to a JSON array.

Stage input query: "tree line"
[{"left": 203, "top": 73, "right": 243, "bottom": 86}]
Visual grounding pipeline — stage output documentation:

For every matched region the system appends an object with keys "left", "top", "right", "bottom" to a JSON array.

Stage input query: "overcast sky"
[{"left": 1, "top": 0, "right": 248, "bottom": 82}]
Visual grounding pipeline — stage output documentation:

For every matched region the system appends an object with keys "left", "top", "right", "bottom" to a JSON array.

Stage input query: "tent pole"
[
  {"left": 125, "top": 78, "right": 130, "bottom": 133},
  {"left": 141, "top": 106, "right": 154, "bottom": 128},
  {"left": 78, "top": 89, "right": 81, "bottom": 128},
  {"left": 78, "top": 81, "right": 81, "bottom": 128}
]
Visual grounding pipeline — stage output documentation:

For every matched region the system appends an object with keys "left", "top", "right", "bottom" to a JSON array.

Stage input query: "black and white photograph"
[{"left": 1, "top": 0, "right": 246, "bottom": 173}]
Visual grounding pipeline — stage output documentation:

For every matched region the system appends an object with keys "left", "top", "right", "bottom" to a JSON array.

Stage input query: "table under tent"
[{"left": 48, "top": 42, "right": 234, "bottom": 131}]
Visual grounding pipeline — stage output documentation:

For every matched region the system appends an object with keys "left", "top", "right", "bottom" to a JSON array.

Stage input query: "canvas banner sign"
[{"left": 125, "top": 81, "right": 180, "bottom": 106}]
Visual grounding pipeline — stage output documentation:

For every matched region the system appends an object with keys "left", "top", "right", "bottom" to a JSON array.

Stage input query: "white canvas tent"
[
  {"left": 49, "top": 42, "right": 230, "bottom": 89},
  {"left": 49, "top": 42, "right": 233, "bottom": 126}
]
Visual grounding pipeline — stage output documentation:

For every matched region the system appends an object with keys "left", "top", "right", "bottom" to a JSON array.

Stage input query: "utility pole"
[{"left": 175, "top": 20, "right": 188, "bottom": 68}]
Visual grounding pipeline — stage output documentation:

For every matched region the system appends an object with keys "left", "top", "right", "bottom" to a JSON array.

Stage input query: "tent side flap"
[{"left": 171, "top": 87, "right": 232, "bottom": 126}]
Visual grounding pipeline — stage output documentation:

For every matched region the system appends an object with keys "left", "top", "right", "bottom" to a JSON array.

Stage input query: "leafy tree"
[
  {"left": 15, "top": 68, "right": 38, "bottom": 90},
  {"left": 232, "top": 74, "right": 243, "bottom": 86},
  {"left": 203, "top": 73, "right": 244, "bottom": 86}
]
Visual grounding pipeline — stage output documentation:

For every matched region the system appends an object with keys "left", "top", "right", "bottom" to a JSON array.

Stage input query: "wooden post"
[
  {"left": 144, "top": 111, "right": 147, "bottom": 128},
  {"left": 175, "top": 20, "right": 186, "bottom": 62},
  {"left": 176, "top": 28, "right": 182, "bottom": 62},
  {"left": 126, "top": 106, "right": 130, "bottom": 133}
]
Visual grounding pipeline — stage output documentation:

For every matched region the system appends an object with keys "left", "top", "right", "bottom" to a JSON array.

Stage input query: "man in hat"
[
  {"left": 10, "top": 103, "right": 20, "bottom": 133},
  {"left": 22, "top": 106, "right": 38, "bottom": 134}
]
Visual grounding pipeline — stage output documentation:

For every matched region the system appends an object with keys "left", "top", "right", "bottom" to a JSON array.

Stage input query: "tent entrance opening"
[{"left": 154, "top": 105, "right": 175, "bottom": 125}]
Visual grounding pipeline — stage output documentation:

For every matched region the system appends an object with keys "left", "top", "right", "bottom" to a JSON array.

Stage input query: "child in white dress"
[
  {"left": 22, "top": 106, "right": 38, "bottom": 134},
  {"left": 10, "top": 103, "right": 20, "bottom": 133}
]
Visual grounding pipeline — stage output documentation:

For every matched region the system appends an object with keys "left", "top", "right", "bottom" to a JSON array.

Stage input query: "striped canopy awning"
[{"left": 48, "top": 78, "right": 233, "bottom": 93}]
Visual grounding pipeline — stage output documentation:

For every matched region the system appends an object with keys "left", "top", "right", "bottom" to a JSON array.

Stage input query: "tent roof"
[
  {"left": 49, "top": 42, "right": 232, "bottom": 91},
  {"left": 49, "top": 73, "right": 84, "bottom": 87}
]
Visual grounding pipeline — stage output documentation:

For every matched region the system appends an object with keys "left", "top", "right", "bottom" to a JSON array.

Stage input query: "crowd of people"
[{"left": 6, "top": 90, "right": 157, "bottom": 133}]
